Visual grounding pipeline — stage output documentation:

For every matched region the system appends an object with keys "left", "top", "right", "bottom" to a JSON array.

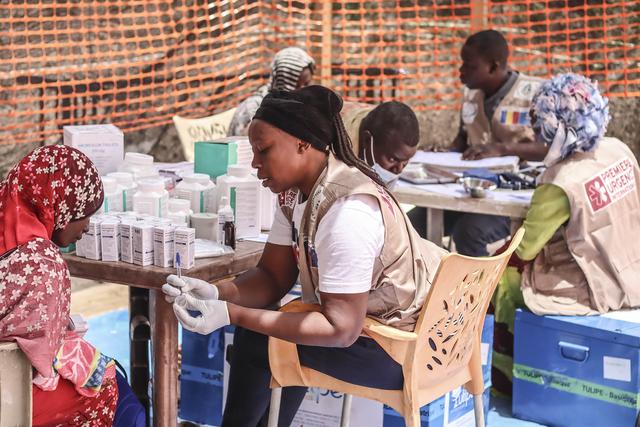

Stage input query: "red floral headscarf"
[{"left": 0, "top": 145, "right": 104, "bottom": 254}]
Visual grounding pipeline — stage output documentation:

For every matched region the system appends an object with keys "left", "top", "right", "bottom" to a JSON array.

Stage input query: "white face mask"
[
  {"left": 368, "top": 136, "right": 400, "bottom": 188},
  {"left": 543, "top": 122, "right": 578, "bottom": 167}
]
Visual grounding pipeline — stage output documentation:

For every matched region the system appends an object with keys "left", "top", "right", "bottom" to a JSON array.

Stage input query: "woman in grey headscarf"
[{"left": 227, "top": 47, "right": 315, "bottom": 136}]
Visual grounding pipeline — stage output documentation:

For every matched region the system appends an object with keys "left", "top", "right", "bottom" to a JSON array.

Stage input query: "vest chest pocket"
[
  {"left": 541, "top": 235, "right": 576, "bottom": 270},
  {"left": 367, "top": 278, "right": 400, "bottom": 318}
]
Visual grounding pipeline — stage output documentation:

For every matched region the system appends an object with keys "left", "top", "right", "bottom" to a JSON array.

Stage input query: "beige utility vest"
[
  {"left": 521, "top": 137, "right": 640, "bottom": 315},
  {"left": 278, "top": 154, "right": 446, "bottom": 331},
  {"left": 340, "top": 101, "right": 375, "bottom": 155},
  {"left": 462, "top": 73, "right": 543, "bottom": 147}
]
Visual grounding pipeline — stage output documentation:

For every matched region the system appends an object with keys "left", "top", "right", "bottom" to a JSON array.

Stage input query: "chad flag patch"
[{"left": 499, "top": 107, "right": 530, "bottom": 126}]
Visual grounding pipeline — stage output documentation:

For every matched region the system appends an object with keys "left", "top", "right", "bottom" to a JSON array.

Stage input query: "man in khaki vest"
[
  {"left": 411, "top": 30, "right": 547, "bottom": 256},
  {"left": 453, "top": 29, "right": 547, "bottom": 161},
  {"left": 341, "top": 100, "right": 420, "bottom": 188},
  {"left": 492, "top": 73, "right": 640, "bottom": 393}
]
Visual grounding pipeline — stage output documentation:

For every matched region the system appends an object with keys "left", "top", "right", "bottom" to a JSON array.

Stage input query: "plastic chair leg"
[
  {"left": 340, "top": 394, "right": 353, "bottom": 427},
  {"left": 267, "top": 387, "right": 283, "bottom": 427},
  {"left": 473, "top": 393, "right": 485, "bottom": 427},
  {"left": 405, "top": 409, "right": 421, "bottom": 427}
]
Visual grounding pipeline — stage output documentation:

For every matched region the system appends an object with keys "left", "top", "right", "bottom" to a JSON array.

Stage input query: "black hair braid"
[{"left": 331, "top": 113, "right": 387, "bottom": 187}]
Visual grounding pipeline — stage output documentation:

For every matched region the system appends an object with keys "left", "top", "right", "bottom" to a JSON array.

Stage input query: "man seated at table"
[
  {"left": 410, "top": 29, "right": 547, "bottom": 255},
  {"left": 342, "top": 100, "right": 420, "bottom": 187}
]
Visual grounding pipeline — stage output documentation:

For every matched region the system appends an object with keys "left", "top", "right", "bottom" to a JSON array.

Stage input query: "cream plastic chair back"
[
  {"left": 268, "top": 228, "right": 525, "bottom": 427},
  {"left": 173, "top": 108, "right": 237, "bottom": 161},
  {"left": 0, "top": 342, "right": 32, "bottom": 426}
]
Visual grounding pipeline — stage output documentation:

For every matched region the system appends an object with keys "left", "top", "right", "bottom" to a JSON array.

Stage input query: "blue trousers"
[
  {"left": 407, "top": 208, "right": 510, "bottom": 256},
  {"left": 221, "top": 327, "right": 403, "bottom": 427},
  {"left": 114, "top": 370, "right": 146, "bottom": 427}
]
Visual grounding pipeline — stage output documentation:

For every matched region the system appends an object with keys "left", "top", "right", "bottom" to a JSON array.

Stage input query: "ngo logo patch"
[
  {"left": 461, "top": 101, "right": 478, "bottom": 124},
  {"left": 278, "top": 189, "right": 297, "bottom": 209},
  {"left": 584, "top": 158, "right": 636, "bottom": 213}
]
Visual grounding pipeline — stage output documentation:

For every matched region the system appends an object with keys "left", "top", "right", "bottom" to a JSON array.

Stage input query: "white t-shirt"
[{"left": 268, "top": 194, "right": 384, "bottom": 294}]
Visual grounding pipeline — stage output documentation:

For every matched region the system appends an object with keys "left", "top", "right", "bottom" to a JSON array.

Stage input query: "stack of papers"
[{"left": 410, "top": 151, "right": 519, "bottom": 173}]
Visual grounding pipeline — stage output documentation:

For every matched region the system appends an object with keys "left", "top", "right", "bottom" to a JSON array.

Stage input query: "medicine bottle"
[{"left": 133, "top": 178, "right": 169, "bottom": 217}]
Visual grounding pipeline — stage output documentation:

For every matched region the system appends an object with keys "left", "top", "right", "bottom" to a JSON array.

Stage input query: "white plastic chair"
[{"left": 0, "top": 342, "right": 32, "bottom": 426}]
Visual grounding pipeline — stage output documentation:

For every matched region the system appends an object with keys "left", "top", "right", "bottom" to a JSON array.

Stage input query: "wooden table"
[
  {"left": 63, "top": 240, "right": 265, "bottom": 427},
  {"left": 394, "top": 185, "right": 531, "bottom": 245}
]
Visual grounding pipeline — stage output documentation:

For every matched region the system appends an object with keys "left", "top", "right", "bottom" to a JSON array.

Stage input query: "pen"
[{"left": 175, "top": 252, "right": 181, "bottom": 279}]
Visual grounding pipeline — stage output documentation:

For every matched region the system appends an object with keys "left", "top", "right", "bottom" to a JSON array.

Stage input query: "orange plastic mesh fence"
[{"left": 2, "top": 1, "right": 638, "bottom": 146}]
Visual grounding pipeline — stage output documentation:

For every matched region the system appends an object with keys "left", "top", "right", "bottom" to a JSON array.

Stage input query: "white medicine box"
[{"left": 63, "top": 124, "right": 124, "bottom": 176}]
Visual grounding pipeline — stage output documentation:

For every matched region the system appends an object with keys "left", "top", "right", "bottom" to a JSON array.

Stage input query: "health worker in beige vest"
[
  {"left": 342, "top": 101, "right": 420, "bottom": 187},
  {"left": 492, "top": 73, "right": 640, "bottom": 393},
  {"left": 411, "top": 29, "right": 547, "bottom": 256},
  {"left": 162, "top": 85, "right": 446, "bottom": 426}
]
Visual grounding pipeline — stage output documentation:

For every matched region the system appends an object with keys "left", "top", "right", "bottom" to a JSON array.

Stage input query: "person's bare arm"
[
  {"left": 216, "top": 242, "right": 298, "bottom": 309},
  {"left": 228, "top": 291, "right": 369, "bottom": 347},
  {"left": 450, "top": 124, "right": 468, "bottom": 153}
]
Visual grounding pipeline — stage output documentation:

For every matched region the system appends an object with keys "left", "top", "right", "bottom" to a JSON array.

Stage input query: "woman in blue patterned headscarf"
[
  {"left": 492, "top": 73, "right": 640, "bottom": 396},
  {"left": 530, "top": 73, "right": 610, "bottom": 166}
]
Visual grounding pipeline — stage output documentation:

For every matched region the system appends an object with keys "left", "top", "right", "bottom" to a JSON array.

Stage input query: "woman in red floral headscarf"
[{"left": 0, "top": 145, "right": 143, "bottom": 426}]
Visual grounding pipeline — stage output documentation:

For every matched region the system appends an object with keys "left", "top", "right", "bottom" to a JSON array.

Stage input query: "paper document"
[{"left": 410, "top": 151, "right": 519, "bottom": 173}]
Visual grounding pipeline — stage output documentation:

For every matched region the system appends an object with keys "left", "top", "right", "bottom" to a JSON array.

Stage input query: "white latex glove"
[
  {"left": 173, "top": 294, "right": 230, "bottom": 335},
  {"left": 161, "top": 274, "right": 219, "bottom": 304}
]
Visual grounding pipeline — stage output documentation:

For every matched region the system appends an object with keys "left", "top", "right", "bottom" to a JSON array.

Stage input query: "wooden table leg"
[
  {"left": 129, "top": 287, "right": 151, "bottom": 422},
  {"left": 150, "top": 289, "right": 178, "bottom": 427},
  {"left": 426, "top": 207, "right": 444, "bottom": 247}
]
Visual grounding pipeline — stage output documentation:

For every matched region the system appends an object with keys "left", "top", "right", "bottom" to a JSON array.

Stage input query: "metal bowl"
[{"left": 459, "top": 177, "right": 497, "bottom": 198}]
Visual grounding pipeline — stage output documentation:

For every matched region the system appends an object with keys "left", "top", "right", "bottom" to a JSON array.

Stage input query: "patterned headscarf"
[
  {"left": 0, "top": 145, "right": 104, "bottom": 254},
  {"left": 269, "top": 47, "right": 315, "bottom": 91},
  {"left": 531, "top": 73, "right": 610, "bottom": 166}
]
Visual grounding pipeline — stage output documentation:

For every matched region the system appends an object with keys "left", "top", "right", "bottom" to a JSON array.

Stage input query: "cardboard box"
[
  {"left": 100, "top": 219, "right": 121, "bottom": 262},
  {"left": 153, "top": 226, "right": 175, "bottom": 268},
  {"left": 132, "top": 223, "right": 154, "bottom": 266},
  {"left": 119, "top": 221, "right": 135, "bottom": 263},
  {"left": 84, "top": 217, "right": 102, "bottom": 260},
  {"left": 174, "top": 227, "right": 195, "bottom": 270},
  {"left": 513, "top": 309, "right": 640, "bottom": 427},
  {"left": 194, "top": 137, "right": 252, "bottom": 180},
  {"left": 180, "top": 287, "right": 302, "bottom": 426},
  {"left": 179, "top": 327, "right": 226, "bottom": 426},
  {"left": 63, "top": 124, "right": 124, "bottom": 176}
]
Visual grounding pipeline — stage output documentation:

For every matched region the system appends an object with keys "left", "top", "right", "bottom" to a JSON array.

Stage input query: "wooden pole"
[{"left": 321, "top": 0, "right": 333, "bottom": 87}]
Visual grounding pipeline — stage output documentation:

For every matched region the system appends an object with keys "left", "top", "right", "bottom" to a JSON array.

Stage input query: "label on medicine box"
[{"left": 174, "top": 227, "right": 195, "bottom": 269}]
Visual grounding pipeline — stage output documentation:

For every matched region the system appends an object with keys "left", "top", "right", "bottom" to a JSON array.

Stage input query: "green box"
[
  {"left": 58, "top": 243, "right": 76, "bottom": 253},
  {"left": 194, "top": 137, "right": 251, "bottom": 180}
]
